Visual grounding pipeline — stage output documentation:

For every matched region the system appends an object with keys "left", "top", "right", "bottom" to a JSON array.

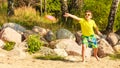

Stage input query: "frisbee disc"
[{"left": 45, "top": 15, "right": 56, "bottom": 21}]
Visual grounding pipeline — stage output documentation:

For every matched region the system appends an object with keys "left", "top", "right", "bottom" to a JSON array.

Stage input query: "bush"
[
  {"left": 27, "top": 34, "right": 44, "bottom": 54},
  {"left": 3, "top": 41, "right": 15, "bottom": 51}
]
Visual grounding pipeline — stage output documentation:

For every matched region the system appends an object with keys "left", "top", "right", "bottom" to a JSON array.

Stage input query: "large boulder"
[
  {"left": 113, "top": 44, "right": 120, "bottom": 52},
  {"left": 106, "top": 32, "right": 120, "bottom": 46},
  {"left": 32, "top": 26, "right": 47, "bottom": 36},
  {"left": 39, "top": 47, "right": 56, "bottom": 56},
  {"left": 115, "top": 29, "right": 120, "bottom": 35},
  {"left": 2, "top": 23, "right": 26, "bottom": 33},
  {"left": 74, "top": 31, "right": 82, "bottom": 45},
  {"left": 55, "top": 39, "right": 92, "bottom": 57},
  {"left": 54, "top": 49, "right": 68, "bottom": 57},
  {"left": 55, "top": 39, "right": 81, "bottom": 55},
  {"left": 56, "top": 29, "right": 75, "bottom": 40},
  {"left": 23, "top": 30, "right": 37, "bottom": 39},
  {"left": 44, "top": 30, "right": 55, "bottom": 42},
  {"left": 97, "top": 38, "right": 114, "bottom": 58},
  {"left": 0, "top": 39, "right": 5, "bottom": 48},
  {"left": 0, "top": 27, "right": 22, "bottom": 43}
]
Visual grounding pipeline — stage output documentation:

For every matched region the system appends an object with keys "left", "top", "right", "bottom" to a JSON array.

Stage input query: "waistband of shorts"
[{"left": 82, "top": 35, "right": 94, "bottom": 38}]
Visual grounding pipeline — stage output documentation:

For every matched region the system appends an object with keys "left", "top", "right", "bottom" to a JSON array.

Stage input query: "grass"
[
  {"left": 34, "top": 55, "right": 64, "bottom": 60},
  {"left": 109, "top": 52, "right": 120, "bottom": 60}
]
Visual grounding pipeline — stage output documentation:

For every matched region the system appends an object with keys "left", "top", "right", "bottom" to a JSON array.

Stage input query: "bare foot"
[
  {"left": 81, "top": 60, "right": 85, "bottom": 62},
  {"left": 81, "top": 59, "right": 88, "bottom": 62},
  {"left": 95, "top": 56, "right": 100, "bottom": 61}
]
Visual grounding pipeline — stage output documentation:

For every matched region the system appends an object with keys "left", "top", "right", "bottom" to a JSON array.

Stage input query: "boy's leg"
[
  {"left": 93, "top": 48, "right": 100, "bottom": 61},
  {"left": 82, "top": 44, "right": 86, "bottom": 62},
  {"left": 90, "top": 35, "right": 100, "bottom": 61}
]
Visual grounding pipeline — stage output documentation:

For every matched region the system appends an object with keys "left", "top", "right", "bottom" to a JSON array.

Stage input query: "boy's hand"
[
  {"left": 64, "top": 13, "right": 70, "bottom": 17},
  {"left": 99, "top": 34, "right": 106, "bottom": 39}
]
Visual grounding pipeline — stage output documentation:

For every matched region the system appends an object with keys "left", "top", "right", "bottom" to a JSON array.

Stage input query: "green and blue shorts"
[{"left": 82, "top": 35, "right": 98, "bottom": 48}]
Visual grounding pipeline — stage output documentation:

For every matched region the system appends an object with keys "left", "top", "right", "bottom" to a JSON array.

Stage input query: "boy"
[{"left": 64, "top": 10, "right": 102, "bottom": 62}]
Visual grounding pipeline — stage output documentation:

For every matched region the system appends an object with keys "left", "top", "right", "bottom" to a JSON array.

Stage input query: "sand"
[{"left": 0, "top": 54, "right": 120, "bottom": 68}]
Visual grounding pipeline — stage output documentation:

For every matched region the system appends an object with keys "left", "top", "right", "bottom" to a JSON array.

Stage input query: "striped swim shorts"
[{"left": 81, "top": 35, "right": 98, "bottom": 48}]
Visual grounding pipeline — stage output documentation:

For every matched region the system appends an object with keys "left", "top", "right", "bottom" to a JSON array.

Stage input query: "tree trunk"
[
  {"left": 69, "top": 0, "right": 83, "bottom": 15},
  {"left": 61, "top": 0, "right": 68, "bottom": 15},
  {"left": 40, "top": 0, "right": 42, "bottom": 16},
  {"left": 106, "top": 0, "right": 120, "bottom": 34},
  {"left": 7, "top": 0, "right": 14, "bottom": 16},
  {"left": 60, "top": 0, "right": 68, "bottom": 22},
  {"left": 67, "top": 0, "right": 83, "bottom": 31},
  {"left": 44, "top": 0, "right": 47, "bottom": 14}
]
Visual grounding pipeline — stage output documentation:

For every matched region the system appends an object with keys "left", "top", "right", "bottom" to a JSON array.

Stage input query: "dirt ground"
[{"left": 0, "top": 54, "right": 120, "bottom": 68}]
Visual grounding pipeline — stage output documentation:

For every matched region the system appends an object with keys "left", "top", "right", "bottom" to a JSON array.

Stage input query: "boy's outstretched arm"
[
  {"left": 64, "top": 13, "right": 81, "bottom": 21},
  {"left": 94, "top": 26, "right": 103, "bottom": 37}
]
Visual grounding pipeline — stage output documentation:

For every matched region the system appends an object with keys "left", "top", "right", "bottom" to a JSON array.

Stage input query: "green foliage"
[
  {"left": 3, "top": 41, "right": 15, "bottom": 51},
  {"left": 114, "top": 4, "right": 120, "bottom": 31},
  {"left": 46, "top": 0, "right": 61, "bottom": 14},
  {"left": 0, "top": 2, "right": 7, "bottom": 26},
  {"left": 27, "top": 34, "right": 44, "bottom": 54},
  {"left": 83, "top": 0, "right": 112, "bottom": 31}
]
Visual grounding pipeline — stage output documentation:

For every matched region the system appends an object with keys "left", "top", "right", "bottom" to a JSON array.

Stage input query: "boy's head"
[{"left": 85, "top": 10, "right": 92, "bottom": 20}]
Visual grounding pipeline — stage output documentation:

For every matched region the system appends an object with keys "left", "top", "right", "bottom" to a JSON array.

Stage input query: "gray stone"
[
  {"left": 2, "top": 23, "right": 26, "bottom": 33},
  {"left": 56, "top": 29, "right": 75, "bottom": 40}
]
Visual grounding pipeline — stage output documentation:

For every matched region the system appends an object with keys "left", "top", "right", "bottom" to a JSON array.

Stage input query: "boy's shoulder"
[
  {"left": 79, "top": 18, "right": 85, "bottom": 21},
  {"left": 90, "top": 19, "right": 95, "bottom": 22}
]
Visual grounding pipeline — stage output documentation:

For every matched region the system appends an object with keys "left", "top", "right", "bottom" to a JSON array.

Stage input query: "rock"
[
  {"left": 44, "top": 30, "right": 55, "bottom": 42},
  {"left": 56, "top": 29, "right": 75, "bottom": 40},
  {"left": 55, "top": 39, "right": 79, "bottom": 55},
  {"left": 106, "top": 32, "right": 119, "bottom": 46},
  {"left": 32, "top": 26, "right": 47, "bottom": 36},
  {"left": 113, "top": 44, "right": 120, "bottom": 52},
  {"left": 54, "top": 49, "right": 68, "bottom": 57},
  {"left": 39, "top": 47, "right": 56, "bottom": 56},
  {"left": 74, "top": 31, "right": 82, "bottom": 45},
  {"left": 97, "top": 38, "right": 114, "bottom": 58},
  {"left": 64, "top": 56, "right": 81, "bottom": 62},
  {"left": 0, "top": 39, "right": 5, "bottom": 48},
  {"left": 0, "top": 27, "right": 22, "bottom": 43},
  {"left": 55, "top": 39, "right": 92, "bottom": 57},
  {"left": 115, "top": 29, "right": 120, "bottom": 35},
  {"left": 2, "top": 23, "right": 26, "bottom": 33}
]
